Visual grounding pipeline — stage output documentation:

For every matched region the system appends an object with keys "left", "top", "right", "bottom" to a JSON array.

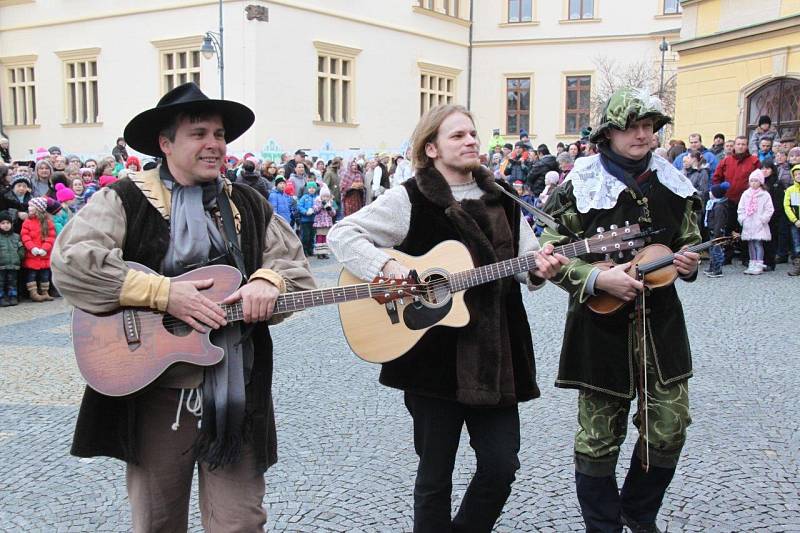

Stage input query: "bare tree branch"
[{"left": 591, "top": 55, "right": 677, "bottom": 139}]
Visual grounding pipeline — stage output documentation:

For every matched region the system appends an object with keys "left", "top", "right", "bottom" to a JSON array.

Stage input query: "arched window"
[{"left": 746, "top": 77, "right": 800, "bottom": 142}]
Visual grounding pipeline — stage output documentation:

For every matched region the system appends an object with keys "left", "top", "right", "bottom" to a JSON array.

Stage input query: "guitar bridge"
[{"left": 122, "top": 309, "right": 142, "bottom": 350}]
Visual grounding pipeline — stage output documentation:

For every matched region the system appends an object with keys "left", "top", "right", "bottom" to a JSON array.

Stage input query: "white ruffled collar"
[{"left": 564, "top": 154, "right": 696, "bottom": 213}]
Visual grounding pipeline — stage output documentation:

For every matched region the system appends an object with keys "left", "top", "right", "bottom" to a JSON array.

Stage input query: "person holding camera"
[{"left": 503, "top": 141, "right": 530, "bottom": 186}]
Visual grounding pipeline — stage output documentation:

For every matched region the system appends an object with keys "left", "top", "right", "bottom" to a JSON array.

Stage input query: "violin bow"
[{"left": 492, "top": 182, "right": 582, "bottom": 241}]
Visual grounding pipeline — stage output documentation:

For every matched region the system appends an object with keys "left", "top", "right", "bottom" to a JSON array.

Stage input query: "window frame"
[
  {"left": 567, "top": 0, "right": 595, "bottom": 20},
  {"left": 418, "top": 62, "right": 461, "bottom": 117},
  {"left": 152, "top": 36, "right": 205, "bottom": 96},
  {"left": 507, "top": 0, "right": 534, "bottom": 23},
  {"left": 504, "top": 74, "right": 533, "bottom": 136},
  {"left": 55, "top": 48, "right": 101, "bottom": 126},
  {"left": 314, "top": 41, "right": 361, "bottom": 127},
  {"left": 563, "top": 73, "right": 592, "bottom": 136},
  {"left": 0, "top": 55, "right": 38, "bottom": 127},
  {"left": 662, "top": 0, "right": 681, "bottom": 15}
]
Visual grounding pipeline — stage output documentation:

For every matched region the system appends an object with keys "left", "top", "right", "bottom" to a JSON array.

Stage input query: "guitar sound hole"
[
  {"left": 419, "top": 273, "right": 451, "bottom": 308},
  {"left": 163, "top": 314, "right": 193, "bottom": 337}
]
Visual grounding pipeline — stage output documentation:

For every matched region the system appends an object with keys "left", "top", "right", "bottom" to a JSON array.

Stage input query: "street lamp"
[
  {"left": 201, "top": 0, "right": 224, "bottom": 98},
  {"left": 658, "top": 37, "right": 669, "bottom": 100}
]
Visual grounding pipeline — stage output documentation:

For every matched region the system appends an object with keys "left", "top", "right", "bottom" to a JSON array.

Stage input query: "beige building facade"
[
  {"left": 0, "top": 0, "right": 680, "bottom": 161},
  {"left": 672, "top": 0, "right": 800, "bottom": 143}
]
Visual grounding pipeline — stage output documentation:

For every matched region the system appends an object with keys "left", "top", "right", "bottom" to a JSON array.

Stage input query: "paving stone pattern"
[{"left": 0, "top": 259, "right": 798, "bottom": 532}]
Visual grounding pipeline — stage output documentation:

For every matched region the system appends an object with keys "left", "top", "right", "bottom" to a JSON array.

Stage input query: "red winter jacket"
[
  {"left": 712, "top": 152, "right": 760, "bottom": 204},
  {"left": 21, "top": 216, "right": 56, "bottom": 270}
]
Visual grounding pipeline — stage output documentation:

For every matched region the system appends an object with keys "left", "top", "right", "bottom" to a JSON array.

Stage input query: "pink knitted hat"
[{"left": 55, "top": 183, "right": 76, "bottom": 202}]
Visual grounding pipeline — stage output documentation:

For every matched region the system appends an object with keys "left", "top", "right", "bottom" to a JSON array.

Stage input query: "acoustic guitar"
[
  {"left": 338, "top": 224, "right": 645, "bottom": 363},
  {"left": 72, "top": 261, "right": 422, "bottom": 396}
]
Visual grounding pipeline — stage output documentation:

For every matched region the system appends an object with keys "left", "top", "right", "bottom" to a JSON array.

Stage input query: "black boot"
[
  {"left": 575, "top": 471, "right": 623, "bottom": 533},
  {"left": 619, "top": 453, "right": 675, "bottom": 531}
]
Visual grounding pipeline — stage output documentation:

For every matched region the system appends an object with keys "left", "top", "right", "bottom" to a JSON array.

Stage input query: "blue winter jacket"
[
  {"left": 297, "top": 193, "right": 319, "bottom": 223},
  {"left": 269, "top": 190, "right": 293, "bottom": 223}
]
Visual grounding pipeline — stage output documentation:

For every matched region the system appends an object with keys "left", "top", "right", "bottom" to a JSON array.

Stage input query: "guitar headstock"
[
  {"left": 586, "top": 223, "right": 646, "bottom": 255},
  {"left": 370, "top": 274, "right": 426, "bottom": 304}
]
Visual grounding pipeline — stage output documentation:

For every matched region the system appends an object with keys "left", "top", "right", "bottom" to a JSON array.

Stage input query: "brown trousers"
[{"left": 126, "top": 387, "right": 267, "bottom": 533}]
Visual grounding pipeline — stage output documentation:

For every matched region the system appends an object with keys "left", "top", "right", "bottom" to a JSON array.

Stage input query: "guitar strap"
[
  {"left": 216, "top": 187, "right": 258, "bottom": 344},
  {"left": 216, "top": 188, "right": 248, "bottom": 279}
]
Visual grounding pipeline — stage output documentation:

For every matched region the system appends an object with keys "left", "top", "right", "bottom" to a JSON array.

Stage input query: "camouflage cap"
[{"left": 590, "top": 87, "right": 672, "bottom": 144}]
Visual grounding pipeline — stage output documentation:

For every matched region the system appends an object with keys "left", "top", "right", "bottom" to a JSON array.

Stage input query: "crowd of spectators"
[{"left": 1, "top": 113, "right": 798, "bottom": 307}]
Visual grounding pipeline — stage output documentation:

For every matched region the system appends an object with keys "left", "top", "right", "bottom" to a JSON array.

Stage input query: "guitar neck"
[
  {"left": 636, "top": 240, "right": 715, "bottom": 275},
  {"left": 220, "top": 283, "right": 378, "bottom": 321},
  {"left": 448, "top": 240, "right": 588, "bottom": 293}
]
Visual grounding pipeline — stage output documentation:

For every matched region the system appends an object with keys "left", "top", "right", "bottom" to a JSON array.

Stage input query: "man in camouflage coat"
[{"left": 540, "top": 88, "right": 702, "bottom": 533}]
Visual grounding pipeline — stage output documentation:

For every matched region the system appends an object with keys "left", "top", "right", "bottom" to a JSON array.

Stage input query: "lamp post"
[
  {"left": 200, "top": 0, "right": 224, "bottom": 98},
  {"left": 658, "top": 37, "right": 669, "bottom": 100}
]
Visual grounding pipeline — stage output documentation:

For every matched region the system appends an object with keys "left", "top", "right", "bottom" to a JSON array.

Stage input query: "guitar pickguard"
[{"left": 402, "top": 300, "right": 452, "bottom": 330}]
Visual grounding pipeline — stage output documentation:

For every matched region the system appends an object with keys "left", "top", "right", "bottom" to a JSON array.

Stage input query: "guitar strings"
[
  {"left": 119, "top": 249, "right": 571, "bottom": 330},
  {"left": 123, "top": 253, "right": 557, "bottom": 329}
]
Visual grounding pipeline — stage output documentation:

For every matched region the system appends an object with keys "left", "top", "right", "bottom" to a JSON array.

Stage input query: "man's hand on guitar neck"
[
  {"left": 532, "top": 243, "right": 570, "bottom": 280},
  {"left": 167, "top": 279, "right": 228, "bottom": 333},
  {"left": 222, "top": 278, "right": 280, "bottom": 323}
]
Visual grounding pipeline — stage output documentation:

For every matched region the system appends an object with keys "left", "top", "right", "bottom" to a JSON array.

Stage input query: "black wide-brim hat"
[{"left": 123, "top": 82, "right": 255, "bottom": 157}]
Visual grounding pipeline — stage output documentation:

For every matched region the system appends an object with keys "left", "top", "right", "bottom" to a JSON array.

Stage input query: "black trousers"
[{"left": 403, "top": 392, "right": 521, "bottom": 533}]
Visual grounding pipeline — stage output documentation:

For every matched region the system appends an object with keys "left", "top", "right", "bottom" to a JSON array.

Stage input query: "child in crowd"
[
  {"left": 4, "top": 175, "right": 32, "bottom": 231},
  {"left": 512, "top": 179, "right": 539, "bottom": 231},
  {"left": 704, "top": 182, "right": 730, "bottom": 278},
  {"left": 53, "top": 185, "right": 75, "bottom": 233},
  {"left": 268, "top": 176, "right": 293, "bottom": 224},
  {"left": 70, "top": 178, "right": 86, "bottom": 211},
  {"left": 297, "top": 181, "right": 319, "bottom": 256},
  {"left": 80, "top": 168, "right": 99, "bottom": 202},
  {"left": 20, "top": 197, "right": 56, "bottom": 302},
  {"left": 785, "top": 164, "right": 800, "bottom": 276},
  {"left": 313, "top": 184, "right": 337, "bottom": 259},
  {"left": 0, "top": 210, "right": 24, "bottom": 306},
  {"left": 738, "top": 169, "right": 774, "bottom": 275}
]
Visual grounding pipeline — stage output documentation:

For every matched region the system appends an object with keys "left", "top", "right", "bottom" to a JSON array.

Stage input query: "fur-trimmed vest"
[
  {"left": 71, "top": 175, "right": 280, "bottom": 473},
  {"left": 379, "top": 165, "right": 540, "bottom": 406}
]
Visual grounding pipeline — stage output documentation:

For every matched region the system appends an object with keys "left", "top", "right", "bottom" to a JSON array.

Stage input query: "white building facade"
[{"left": 0, "top": 0, "right": 680, "bottom": 161}]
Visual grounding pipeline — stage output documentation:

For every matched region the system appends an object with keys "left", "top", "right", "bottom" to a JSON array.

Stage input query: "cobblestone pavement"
[{"left": 1, "top": 258, "right": 798, "bottom": 532}]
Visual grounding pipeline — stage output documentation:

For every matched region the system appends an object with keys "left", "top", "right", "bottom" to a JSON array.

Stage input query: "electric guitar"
[{"left": 338, "top": 224, "right": 645, "bottom": 363}]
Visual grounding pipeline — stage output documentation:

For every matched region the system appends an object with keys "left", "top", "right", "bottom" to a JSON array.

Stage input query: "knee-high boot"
[
  {"left": 620, "top": 452, "right": 675, "bottom": 530},
  {"left": 575, "top": 471, "right": 622, "bottom": 533}
]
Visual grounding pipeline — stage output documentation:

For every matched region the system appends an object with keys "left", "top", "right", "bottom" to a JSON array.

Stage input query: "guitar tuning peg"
[
  {"left": 610, "top": 224, "right": 618, "bottom": 230},
  {"left": 604, "top": 254, "right": 611, "bottom": 261},
  {"left": 618, "top": 251, "right": 624, "bottom": 259},
  {"left": 625, "top": 220, "right": 630, "bottom": 227},
  {"left": 597, "top": 226, "right": 605, "bottom": 233}
]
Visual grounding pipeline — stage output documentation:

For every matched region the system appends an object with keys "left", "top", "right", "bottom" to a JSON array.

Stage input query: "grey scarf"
[{"left": 160, "top": 165, "right": 251, "bottom": 469}]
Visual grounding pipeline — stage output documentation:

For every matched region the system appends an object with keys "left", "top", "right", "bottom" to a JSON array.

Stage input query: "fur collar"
[{"left": 415, "top": 165, "right": 503, "bottom": 208}]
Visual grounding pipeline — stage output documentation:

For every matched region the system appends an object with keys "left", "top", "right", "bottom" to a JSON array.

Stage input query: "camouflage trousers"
[{"left": 573, "top": 346, "right": 691, "bottom": 477}]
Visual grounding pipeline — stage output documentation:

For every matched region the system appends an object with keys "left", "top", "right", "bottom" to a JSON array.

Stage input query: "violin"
[{"left": 587, "top": 237, "right": 732, "bottom": 315}]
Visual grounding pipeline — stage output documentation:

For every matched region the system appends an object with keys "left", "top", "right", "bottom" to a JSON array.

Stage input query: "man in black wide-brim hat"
[{"left": 52, "top": 82, "right": 315, "bottom": 530}]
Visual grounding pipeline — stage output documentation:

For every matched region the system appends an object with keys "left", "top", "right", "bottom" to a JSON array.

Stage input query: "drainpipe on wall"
[
  {"left": 466, "top": 0, "right": 474, "bottom": 110},
  {"left": 0, "top": 96, "right": 6, "bottom": 146}
]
